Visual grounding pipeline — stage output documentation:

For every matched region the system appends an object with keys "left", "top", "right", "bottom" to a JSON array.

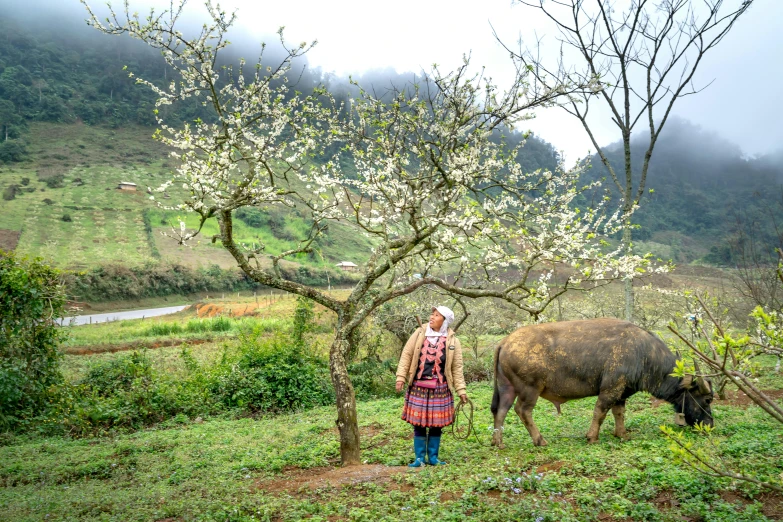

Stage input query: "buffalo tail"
[{"left": 491, "top": 344, "right": 502, "bottom": 415}]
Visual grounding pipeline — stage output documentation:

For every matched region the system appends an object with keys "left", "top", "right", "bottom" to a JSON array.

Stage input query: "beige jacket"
[{"left": 395, "top": 326, "right": 467, "bottom": 397}]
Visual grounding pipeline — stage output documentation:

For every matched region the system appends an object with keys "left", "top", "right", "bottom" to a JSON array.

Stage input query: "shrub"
[
  {"left": 81, "top": 351, "right": 153, "bottom": 397},
  {"left": 61, "top": 214, "right": 72, "bottom": 222},
  {"left": 463, "top": 353, "right": 494, "bottom": 383},
  {"left": 348, "top": 358, "right": 396, "bottom": 400},
  {"left": 44, "top": 174, "right": 65, "bottom": 188},
  {"left": 212, "top": 330, "right": 332, "bottom": 412},
  {"left": 0, "top": 252, "right": 65, "bottom": 428},
  {"left": 74, "top": 350, "right": 178, "bottom": 429},
  {"left": 292, "top": 295, "right": 315, "bottom": 348},
  {"left": 2, "top": 184, "right": 17, "bottom": 201},
  {"left": 0, "top": 139, "right": 28, "bottom": 163}
]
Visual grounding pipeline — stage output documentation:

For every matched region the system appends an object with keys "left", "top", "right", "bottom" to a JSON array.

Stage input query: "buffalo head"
[{"left": 675, "top": 374, "right": 714, "bottom": 427}]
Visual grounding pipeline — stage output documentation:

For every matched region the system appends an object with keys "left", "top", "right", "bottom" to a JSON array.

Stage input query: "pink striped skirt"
[{"left": 401, "top": 380, "right": 454, "bottom": 427}]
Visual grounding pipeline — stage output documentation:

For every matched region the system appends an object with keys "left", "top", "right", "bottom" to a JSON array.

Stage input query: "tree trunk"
[
  {"left": 329, "top": 329, "right": 361, "bottom": 466},
  {"left": 623, "top": 217, "right": 634, "bottom": 323}
]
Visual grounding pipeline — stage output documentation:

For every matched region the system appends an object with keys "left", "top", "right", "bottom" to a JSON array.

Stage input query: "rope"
[{"left": 451, "top": 397, "right": 488, "bottom": 445}]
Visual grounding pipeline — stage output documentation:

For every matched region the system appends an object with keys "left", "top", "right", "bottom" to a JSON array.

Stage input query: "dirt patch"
[
  {"left": 650, "top": 397, "right": 670, "bottom": 409},
  {"left": 319, "top": 423, "right": 390, "bottom": 449},
  {"left": 653, "top": 489, "right": 681, "bottom": 510},
  {"left": 195, "top": 303, "right": 225, "bottom": 318},
  {"left": 0, "top": 229, "right": 21, "bottom": 251},
  {"left": 719, "top": 389, "right": 783, "bottom": 408},
  {"left": 537, "top": 461, "right": 566, "bottom": 474},
  {"left": 255, "top": 464, "right": 407, "bottom": 496},
  {"left": 66, "top": 337, "right": 212, "bottom": 355},
  {"left": 719, "top": 490, "right": 749, "bottom": 506},
  {"left": 759, "top": 491, "right": 783, "bottom": 520},
  {"left": 719, "top": 490, "right": 783, "bottom": 520}
]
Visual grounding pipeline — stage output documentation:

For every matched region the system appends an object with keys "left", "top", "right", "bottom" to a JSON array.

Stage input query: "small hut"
[
  {"left": 118, "top": 181, "right": 137, "bottom": 191},
  {"left": 335, "top": 261, "right": 358, "bottom": 272}
]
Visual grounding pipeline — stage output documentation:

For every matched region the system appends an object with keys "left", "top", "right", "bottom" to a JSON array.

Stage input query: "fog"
[{"left": 1, "top": 0, "right": 780, "bottom": 163}]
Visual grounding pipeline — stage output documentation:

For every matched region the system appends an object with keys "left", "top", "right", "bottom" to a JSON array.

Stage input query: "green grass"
[
  {"left": 1, "top": 378, "right": 781, "bottom": 521},
  {"left": 0, "top": 122, "right": 374, "bottom": 270},
  {"left": 62, "top": 314, "right": 291, "bottom": 349}
]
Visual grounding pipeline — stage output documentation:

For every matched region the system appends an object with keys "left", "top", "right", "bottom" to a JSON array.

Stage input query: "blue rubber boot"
[
  {"left": 409, "top": 436, "right": 427, "bottom": 467},
  {"left": 427, "top": 435, "right": 446, "bottom": 465}
]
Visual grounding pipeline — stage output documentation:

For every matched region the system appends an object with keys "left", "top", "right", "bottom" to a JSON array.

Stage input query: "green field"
[
  {"left": 2, "top": 279, "right": 783, "bottom": 520},
  {"left": 0, "top": 123, "right": 374, "bottom": 271},
  {"left": 1, "top": 367, "right": 781, "bottom": 521}
]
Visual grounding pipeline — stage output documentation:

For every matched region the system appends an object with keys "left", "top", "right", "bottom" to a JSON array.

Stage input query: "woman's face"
[{"left": 429, "top": 309, "right": 445, "bottom": 330}]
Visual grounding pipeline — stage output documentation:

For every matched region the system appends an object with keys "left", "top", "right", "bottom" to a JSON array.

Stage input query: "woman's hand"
[
  {"left": 396, "top": 381, "right": 405, "bottom": 393},
  {"left": 460, "top": 394, "right": 468, "bottom": 404}
]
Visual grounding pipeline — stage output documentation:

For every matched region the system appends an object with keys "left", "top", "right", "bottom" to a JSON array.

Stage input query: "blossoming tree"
[{"left": 82, "top": 0, "right": 657, "bottom": 465}]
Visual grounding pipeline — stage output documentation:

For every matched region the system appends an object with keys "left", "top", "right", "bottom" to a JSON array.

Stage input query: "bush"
[
  {"left": 0, "top": 139, "right": 28, "bottom": 163},
  {"left": 81, "top": 351, "right": 153, "bottom": 397},
  {"left": 211, "top": 329, "right": 333, "bottom": 412},
  {"left": 44, "top": 174, "right": 65, "bottom": 189},
  {"left": 2, "top": 184, "right": 17, "bottom": 201},
  {"left": 73, "top": 351, "right": 178, "bottom": 429},
  {"left": 61, "top": 214, "right": 72, "bottom": 222},
  {"left": 463, "top": 353, "right": 494, "bottom": 383},
  {"left": 0, "top": 252, "right": 65, "bottom": 428},
  {"left": 348, "top": 358, "right": 396, "bottom": 400}
]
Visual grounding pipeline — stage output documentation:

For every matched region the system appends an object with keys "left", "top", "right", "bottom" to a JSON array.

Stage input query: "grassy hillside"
[{"left": 0, "top": 122, "right": 374, "bottom": 272}]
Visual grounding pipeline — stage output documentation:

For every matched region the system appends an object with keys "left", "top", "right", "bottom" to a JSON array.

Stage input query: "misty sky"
[{"left": 3, "top": 0, "right": 781, "bottom": 163}]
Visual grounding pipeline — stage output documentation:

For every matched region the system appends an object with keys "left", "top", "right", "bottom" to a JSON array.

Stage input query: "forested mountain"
[
  {"left": 0, "top": 12, "right": 780, "bottom": 266},
  {"left": 585, "top": 119, "right": 783, "bottom": 263}
]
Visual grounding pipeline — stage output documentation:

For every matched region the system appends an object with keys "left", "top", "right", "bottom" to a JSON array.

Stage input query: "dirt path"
[
  {"left": 66, "top": 337, "right": 215, "bottom": 355},
  {"left": 255, "top": 464, "right": 409, "bottom": 497}
]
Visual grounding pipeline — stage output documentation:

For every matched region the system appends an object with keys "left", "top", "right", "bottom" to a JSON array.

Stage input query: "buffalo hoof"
[
  {"left": 613, "top": 432, "right": 629, "bottom": 440},
  {"left": 534, "top": 437, "right": 548, "bottom": 447},
  {"left": 586, "top": 437, "right": 600, "bottom": 444}
]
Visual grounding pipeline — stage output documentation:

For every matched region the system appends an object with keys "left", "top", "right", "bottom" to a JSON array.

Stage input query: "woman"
[{"left": 395, "top": 306, "right": 468, "bottom": 467}]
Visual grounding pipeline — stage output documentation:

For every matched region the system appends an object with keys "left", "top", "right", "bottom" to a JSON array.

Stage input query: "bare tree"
[
  {"left": 730, "top": 195, "right": 783, "bottom": 313},
  {"left": 501, "top": 0, "right": 755, "bottom": 321}
]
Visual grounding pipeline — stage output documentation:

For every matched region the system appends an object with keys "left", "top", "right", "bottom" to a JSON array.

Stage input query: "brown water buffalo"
[{"left": 491, "top": 318, "right": 713, "bottom": 447}]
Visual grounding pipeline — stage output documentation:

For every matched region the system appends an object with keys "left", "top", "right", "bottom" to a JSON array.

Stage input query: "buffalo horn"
[
  {"left": 680, "top": 374, "right": 694, "bottom": 389},
  {"left": 692, "top": 358, "right": 711, "bottom": 394}
]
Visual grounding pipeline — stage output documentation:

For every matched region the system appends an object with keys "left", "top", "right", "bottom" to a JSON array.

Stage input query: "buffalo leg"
[
  {"left": 515, "top": 391, "right": 547, "bottom": 447},
  {"left": 586, "top": 398, "right": 612, "bottom": 443},
  {"left": 587, "top": 379, "right": 627, "bottom": 443},
  {"left": 491, "top": 381, "right": 517, "bottom": 448},
  {"left": 611, "top": 400, "right": 628, "bottom": 439}
]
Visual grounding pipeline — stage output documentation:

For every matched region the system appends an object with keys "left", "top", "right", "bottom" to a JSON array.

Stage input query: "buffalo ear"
[
  {"left": 696, "top": 376, "right": 711, "bottom": 395},
  {"left": 680, "top": 374, "right": 694, "bottom": 389}
]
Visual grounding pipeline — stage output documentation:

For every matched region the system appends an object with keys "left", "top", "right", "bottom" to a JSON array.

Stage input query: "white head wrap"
[{"left": 425, "top": 305, "right": 454, "bottom": 341}]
